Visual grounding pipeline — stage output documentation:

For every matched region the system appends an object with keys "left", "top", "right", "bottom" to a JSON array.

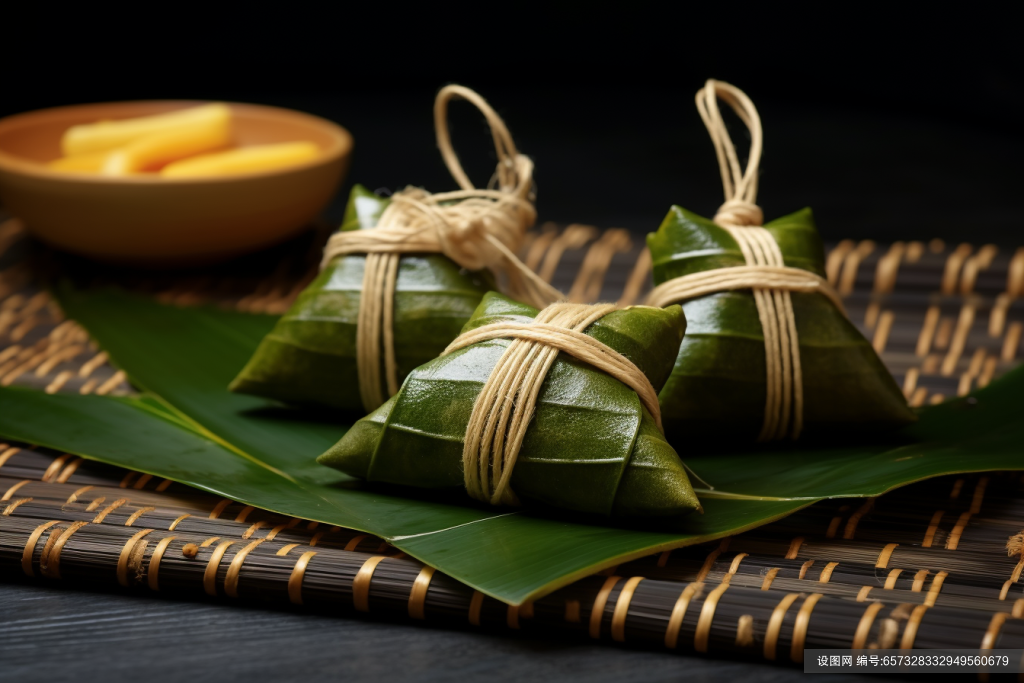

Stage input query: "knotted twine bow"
[
  {"left": 645, "top": 80, "right": 843, "bottom": 440},
  {"left": 442, "top": 302, "right": 662, "bottom": 506},
  {"left": 321, "top": 85, "right": 563, "bottom": 412}
]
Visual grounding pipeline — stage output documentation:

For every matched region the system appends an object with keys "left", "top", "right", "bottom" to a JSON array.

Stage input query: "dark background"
[{"left": 2, "top": 7, "right": 1020, "bottom": 243}]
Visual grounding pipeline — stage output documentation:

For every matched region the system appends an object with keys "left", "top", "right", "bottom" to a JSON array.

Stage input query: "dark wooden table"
[{"left": 2, "top": 579, "right": 882, "bottom": 683}]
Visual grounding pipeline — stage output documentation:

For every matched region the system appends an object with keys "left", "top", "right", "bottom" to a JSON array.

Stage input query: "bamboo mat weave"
[{"left": 2, "top": 216, "right": 1024, "bottom": 663}]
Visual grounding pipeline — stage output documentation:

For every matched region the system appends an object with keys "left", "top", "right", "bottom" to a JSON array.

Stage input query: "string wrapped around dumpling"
[
  {"left": 230, "top": 86, "right": 560, "bottom": 412},
  {"left": 319, "top": 292, "right": 700, "bottom": 518},
  {"left": 646, "top": 80, "right": 915, "bottom": 442}
]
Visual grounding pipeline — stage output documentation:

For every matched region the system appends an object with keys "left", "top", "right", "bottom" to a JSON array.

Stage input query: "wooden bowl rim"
[{"left": 0, "top": 99, "right": 353, "bottom": 185}]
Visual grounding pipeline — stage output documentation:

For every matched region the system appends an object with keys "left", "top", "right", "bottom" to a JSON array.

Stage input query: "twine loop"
[
  {"left": 442, "top": 302, "right": 660, "bottom": 506},
  {"left": 696, "top": 79, "right": 763, "bottom": 225},
  {"left": 320, "top": 85, "right": 562, "bottom": 412}
]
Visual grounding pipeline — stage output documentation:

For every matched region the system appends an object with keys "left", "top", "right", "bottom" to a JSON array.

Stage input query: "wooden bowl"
[{"left": 0, "top": 101, "right": 352, "bottom": 265}]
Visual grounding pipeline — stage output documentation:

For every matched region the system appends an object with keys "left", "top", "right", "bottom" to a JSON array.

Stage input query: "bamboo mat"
[{"left": 2, "top": 216, "right": 1024, "bottom": 664}]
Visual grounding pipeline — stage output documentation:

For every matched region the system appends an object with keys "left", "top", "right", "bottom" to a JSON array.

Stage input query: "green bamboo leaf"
[
  {"left": 648, "top": 206, "right": 916, "bottom": 442},
  {"left": 0, "top": 284, "right": 1018, "bottom": 606}
]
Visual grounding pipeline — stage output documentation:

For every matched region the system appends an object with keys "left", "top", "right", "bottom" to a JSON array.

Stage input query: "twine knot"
[
  {"left": 376, "top": 176, "right": 537, "bottom": 275},
  {"left": 713, "top": 199, "right": 763, "bottom": 228},
  {"left": 441, "top": 215, "right": 492, "bottom": 269},
  {"left": 1007, "top": 530, "right": 1024, "bottom": 558}
]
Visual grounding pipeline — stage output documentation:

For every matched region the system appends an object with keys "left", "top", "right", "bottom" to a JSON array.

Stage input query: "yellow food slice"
[
  {"left": 48, "top": 150, "right": 113, "bottom": 172},
  {"left": 101, "top": 113, "right": 232, "bottom": 176},
  {"left": 62, "top": 103, "right": 231, "bottom": 157},
  {"left": 160, "top": 141, "right": 320, "bottom": 178}
]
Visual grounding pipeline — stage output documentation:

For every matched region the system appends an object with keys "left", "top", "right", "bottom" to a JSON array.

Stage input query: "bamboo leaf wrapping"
[
  {"left": 648, "top": 206, "right": 915, "bottom": 441},
  {"left": 229, "top": 184, "right": 494, "bottom": 411},
  {"left": 320, "top": 292, "right": 700, "bottom": 517}
]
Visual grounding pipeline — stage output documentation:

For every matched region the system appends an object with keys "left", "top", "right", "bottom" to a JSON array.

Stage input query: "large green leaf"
[
  {"left": 0, "top": 285, "right": 1020, "bottom": 605},
  {"left": 0, "top": 383, "right": 806, "bottom": 603}
]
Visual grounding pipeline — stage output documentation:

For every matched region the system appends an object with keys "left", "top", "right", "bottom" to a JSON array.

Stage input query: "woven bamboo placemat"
[{"left": 2, "top": 216, "right": 1024, "bottom": 663}]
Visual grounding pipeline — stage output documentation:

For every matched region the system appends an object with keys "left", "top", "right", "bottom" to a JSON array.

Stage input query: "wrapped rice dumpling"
[
  {"left": 231, "top": 86, "right": 558, "bottom": 413},
  {"left": 319, "top": 292, "right": 701, "bottom": 518},
  {"left": 646, "top": 80, "right": 914, "bottom": 442},
  {"left": 229, "top": 184, "right": 494, "bottom": 411}
]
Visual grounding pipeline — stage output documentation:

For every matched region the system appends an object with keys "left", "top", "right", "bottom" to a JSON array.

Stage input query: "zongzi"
[
  {"left": 319, "top": 292, "right": 701, "bottom": 518},
  {"left": 229, "top": 184, "right": 495, "bottom": 411},
  {"left": 230, "top": 85, "right": 559, "bottom": 413},
  {"left": 646, "top": 79, "right": 914, "bottom": 442}
]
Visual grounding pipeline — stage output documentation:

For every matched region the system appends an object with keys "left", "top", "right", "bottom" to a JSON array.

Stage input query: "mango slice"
[
  {"left": 48, "top": 150, "right": 113, "bottom": 172},
  {"left": 61, "top": 103, "right": 231, "bottom": 157},
  {"left": 161, "top": 141, "right": 320, "bottom": 178},
  {"left": 100, "top": 111, "right": 232, "bottom": 176}
]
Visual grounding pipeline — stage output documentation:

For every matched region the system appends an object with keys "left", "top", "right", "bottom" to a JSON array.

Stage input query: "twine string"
[
  {"left": 321, "top": 85, "right": 563, "bottom": 412},
  {"left": 646, "top": 266, "right": 843, "bottom": 311},
  {"left": 646, "top": 79, "right": 843, "bottom": 440},
  {"left": 442, "top": 302, "right": 661, "bottom": 506},
  {"left": 697, "top": 80, "right": 763, "bottom": 227}
]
